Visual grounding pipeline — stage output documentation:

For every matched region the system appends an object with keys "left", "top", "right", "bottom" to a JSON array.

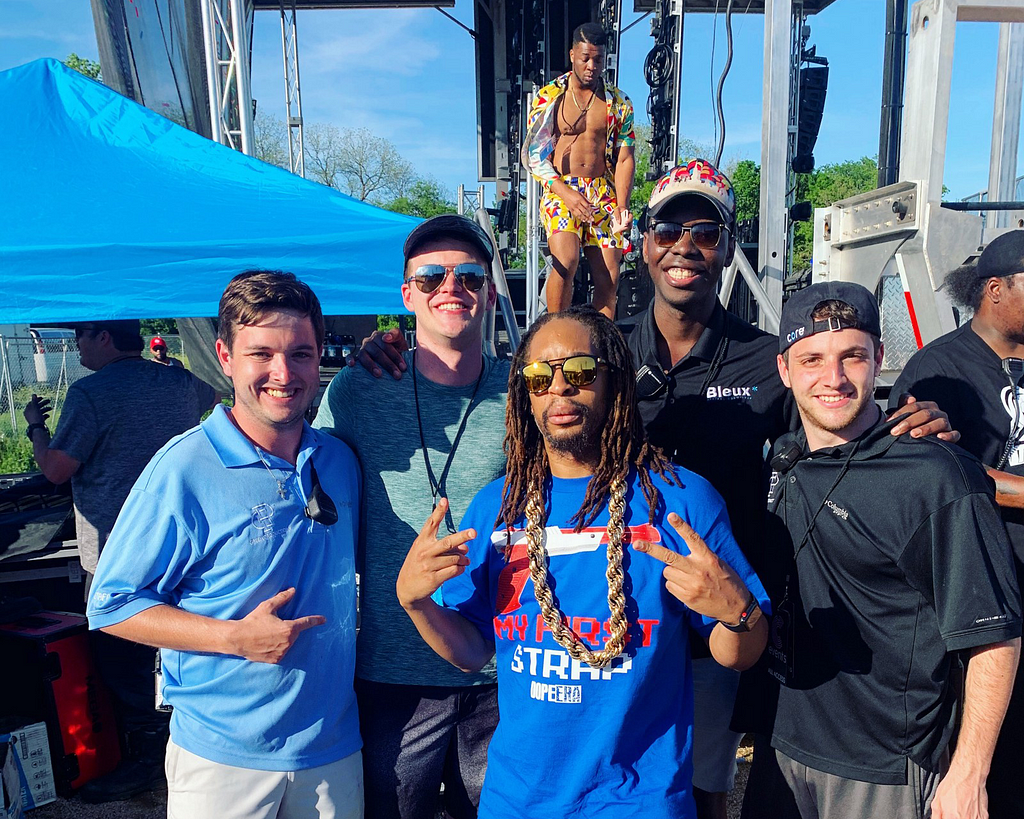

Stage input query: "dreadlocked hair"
[{"left": 498, "top": 305, "right": 678, "bottom": 542}]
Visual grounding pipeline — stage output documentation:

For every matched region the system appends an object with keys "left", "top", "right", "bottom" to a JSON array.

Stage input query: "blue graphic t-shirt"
[{"left": 441, "top": 468, "right": 769, "bottom": 819}]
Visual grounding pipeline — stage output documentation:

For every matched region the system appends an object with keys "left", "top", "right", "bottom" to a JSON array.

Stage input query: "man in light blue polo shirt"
[{"left": 88, "top": 270, "right": 362, "bottom": 819}]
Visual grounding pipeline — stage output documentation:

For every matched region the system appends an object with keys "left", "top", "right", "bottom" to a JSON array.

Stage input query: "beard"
[
  {"left": 793, "top": 390, "right": 879, "bottom": 438},
  {"left": 573, "top": 69, "right": 600, "bottom": 91},
  {"left": 538, "top": 400, "right": 602, "bottom": 461}
]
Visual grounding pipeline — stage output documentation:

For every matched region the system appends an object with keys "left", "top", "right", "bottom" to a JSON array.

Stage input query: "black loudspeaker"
[
  {"left": 796, "top": 65, "right": 829, "bottom": 163},
  {"left": 616, "top": 263, "right": 654, "bottom": 322}
]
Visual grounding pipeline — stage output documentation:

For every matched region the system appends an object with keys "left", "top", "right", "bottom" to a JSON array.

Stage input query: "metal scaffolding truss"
[
  {"left": 200, "top": 0, "right": 256, "bottom": 155},
  {"left": 457, "top": 185, "right": 487, "bottom": 216},
  {"left": 279, "top": 1, "right": 306, "bottom": 177}
]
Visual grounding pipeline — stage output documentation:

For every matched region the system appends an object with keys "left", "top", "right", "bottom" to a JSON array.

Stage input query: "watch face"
[{"left": 721, "top": 594, "right": 759, "bottom": 632}]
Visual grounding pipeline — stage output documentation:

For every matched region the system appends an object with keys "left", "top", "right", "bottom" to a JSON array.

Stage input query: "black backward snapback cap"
[
  {"left": 779, "top": 281, "right": 881, "bottom": 354},
  {"left": 977, "top": 230, "right": 1024, "bottom": 279},
  {"left": 403, "top": 214, "right": 494, "bottom": 264}
]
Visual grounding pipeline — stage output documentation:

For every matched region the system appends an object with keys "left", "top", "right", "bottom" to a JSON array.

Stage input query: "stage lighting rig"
[{"left": 643, "top": 0, "right": 682, "bottom": 181}]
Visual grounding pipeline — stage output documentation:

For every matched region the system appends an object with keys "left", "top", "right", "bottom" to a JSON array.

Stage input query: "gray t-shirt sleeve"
[
  {"left": 50, "top": 384, "right": 100, "bottom": 463},
  {"left": 312, "top": 368, "right": 358, "bottom": 450}
]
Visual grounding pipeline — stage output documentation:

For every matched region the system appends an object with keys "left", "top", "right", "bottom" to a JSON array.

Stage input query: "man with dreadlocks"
[{"left": 397, "top": 306, "right": 769, "bottom": 819}]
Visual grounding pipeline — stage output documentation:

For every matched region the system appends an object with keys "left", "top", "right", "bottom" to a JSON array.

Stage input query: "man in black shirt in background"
[
  {"left": 770, "top": 281, "right": 1019, "bottom": 819},
  {"left": 893, "top": 230, "right": 1024, "bottom": 817}
]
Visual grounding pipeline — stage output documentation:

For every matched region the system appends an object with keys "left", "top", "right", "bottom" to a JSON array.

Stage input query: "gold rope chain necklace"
[{"left": 525, "top": 476, "right": 629, "bottom": 669}]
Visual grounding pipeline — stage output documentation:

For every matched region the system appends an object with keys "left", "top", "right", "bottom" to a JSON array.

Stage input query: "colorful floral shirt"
[{"left": 521, "top": 72, "right": 635, "bottom": 188}]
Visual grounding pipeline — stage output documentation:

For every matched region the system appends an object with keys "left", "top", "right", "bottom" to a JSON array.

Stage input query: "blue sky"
[{"left": 2, "top": 0, "right": 1019, "bottom": 201}]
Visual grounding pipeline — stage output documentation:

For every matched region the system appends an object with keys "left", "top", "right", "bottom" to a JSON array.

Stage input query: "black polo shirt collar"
[
  {"left": 791, "top": 407, "right": 901, "bottom": 464},
  {"left": 635, "top": 300, "right": 728, "bottom": 373}
]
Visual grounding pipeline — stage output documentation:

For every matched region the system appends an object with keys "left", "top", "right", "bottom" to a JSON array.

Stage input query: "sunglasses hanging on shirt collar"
[{"left": 305, "top": 462, "right": 338, "bottom": 526}]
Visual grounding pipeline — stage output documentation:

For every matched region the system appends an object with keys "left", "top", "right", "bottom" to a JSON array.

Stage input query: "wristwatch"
[
  {"left": 25, "top": 423, "right": 48, "bottom": 442},
  {"left": 719, "top": 592, "right": 761, "bottom": 633}
]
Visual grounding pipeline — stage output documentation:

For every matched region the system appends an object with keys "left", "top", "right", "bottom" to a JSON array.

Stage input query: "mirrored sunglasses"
[
  {"left": 650, "top": 220, "right": 728, "bottom": 249},
  {"left": 520, "top": 355, "right": 608, "bottom": 394},
  {"left": 405, "top": 263, "right": 489, "bottom": 293}
]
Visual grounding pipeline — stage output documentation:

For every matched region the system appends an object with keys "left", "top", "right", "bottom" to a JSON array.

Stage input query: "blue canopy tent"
[{"left": 0, "top": 58, "right": 416, "bottom": 323}]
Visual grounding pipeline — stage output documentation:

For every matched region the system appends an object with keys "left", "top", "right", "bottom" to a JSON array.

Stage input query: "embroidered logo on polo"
[
  {"left": 825, "top": 500, "right": 849, "bottom": 520},
  {"left": 706, "top": 383, "right": 759, "bottom": 401},
  {"left": 250, "top": 503, "right": 287, "bottom": 544}
]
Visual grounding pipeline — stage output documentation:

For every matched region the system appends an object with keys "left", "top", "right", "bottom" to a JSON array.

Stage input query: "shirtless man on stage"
[{"left": 522, "top": 22, "right": 636, "bottom": 319}]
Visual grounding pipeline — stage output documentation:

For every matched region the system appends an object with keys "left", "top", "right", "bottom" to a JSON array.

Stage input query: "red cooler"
[{"left": 0, "top": 612, "right": 120, "bottom": 793}]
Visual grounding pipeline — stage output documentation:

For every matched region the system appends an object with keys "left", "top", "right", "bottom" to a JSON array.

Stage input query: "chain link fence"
[{"left": 0, "top": 334, "right": 188, "bottom": 474}]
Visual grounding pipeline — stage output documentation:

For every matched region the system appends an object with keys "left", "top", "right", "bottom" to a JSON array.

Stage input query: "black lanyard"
[
  {"left": 411, "top": 349, "right": 485, "bottom": 534},
  {"left": 780, "top": 435, "right": 864, "bottom": 602},
  {"left": 697, "top": 325, "right": 730, "bottom": 399}
]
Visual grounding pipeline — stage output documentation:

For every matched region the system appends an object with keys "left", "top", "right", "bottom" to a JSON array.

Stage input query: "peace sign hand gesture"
[
  {"left": 634, "top": 512, "right": 750, "bottom": 625},
  {"left": 397, "top": 498, "right": 474, "bottom": 610}
]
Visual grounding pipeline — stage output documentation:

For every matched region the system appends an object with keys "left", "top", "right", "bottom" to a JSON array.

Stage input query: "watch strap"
[
  {"left": 719, "top": 591, "right": 760, "bottom": 633},
  {"left": 25, "top": 422, "right": 48, "bottom": 442}
]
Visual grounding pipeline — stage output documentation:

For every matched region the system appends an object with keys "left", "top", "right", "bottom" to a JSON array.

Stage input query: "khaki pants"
[{"left": 166, "top": 739, "right": 363, "bottom": 819}]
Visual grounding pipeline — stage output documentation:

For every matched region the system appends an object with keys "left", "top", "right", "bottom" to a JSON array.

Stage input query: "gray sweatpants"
[{"left": 774, "top": 749, "right": 947, "bottom": 819}]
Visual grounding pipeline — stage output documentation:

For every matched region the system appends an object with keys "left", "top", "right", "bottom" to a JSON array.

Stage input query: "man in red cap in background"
[{"left": 150, "top": 335, "right": 184, "bottom": 368}]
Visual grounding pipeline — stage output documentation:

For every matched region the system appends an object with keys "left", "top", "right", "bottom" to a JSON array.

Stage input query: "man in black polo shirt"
[
  {"left": 891, "top": 229, "right": 1024, "bottom": 817},
  {"left": 629, "top": 160, "right": 956, "bottom": 819},
  {"left": 769, "top": 281, "right": 1020, "bottom": 819}
]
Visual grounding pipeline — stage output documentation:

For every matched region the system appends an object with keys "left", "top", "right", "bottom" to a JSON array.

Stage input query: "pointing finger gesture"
[
  {"left": 634, "top": 512, "right": 749, "bottom": 623},
  {"left": 232, "top": 587, "right": 326, "bottom": 664},
  {"left": 397, "top": 498, "right": 474, "bottom": 609}
]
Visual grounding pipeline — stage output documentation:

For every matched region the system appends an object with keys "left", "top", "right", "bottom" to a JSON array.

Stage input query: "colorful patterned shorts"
[{"left": 541, "top": 175, "right": 627, "bottom": 249}]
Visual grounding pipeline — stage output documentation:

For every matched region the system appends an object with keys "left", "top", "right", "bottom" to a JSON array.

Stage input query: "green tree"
[
  {"left": 377, "top": 315, "right": 413, "bottom": 333},
  {"left": 723, "top": 156, "right": 879, "bottom": 270},
  {"left": 677, "top": 137, "right": 716, "bottom": 165},
  {"left": 65, "top": 53, "right": 101, "bottom": 80},
  {"left": 796, "top": 156, "right": 878, "bottom": 208},
  {"left": 730, "top": 160, "right": 761, "bottom": 222},
  {"left": 630, "top": 123, "right": 655, "bottom": 218},
  {"left": 141, "top": 319, "right": 178, "bottom": 336},
  {"left": 792, "top": 157, "right": 878, "bottom": 269},
  {"left": 384, "top": 178, "right": 457, "bottom": 218}
]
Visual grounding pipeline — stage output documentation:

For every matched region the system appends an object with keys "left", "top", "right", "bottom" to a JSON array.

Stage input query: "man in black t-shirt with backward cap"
[
  {"left": 768, "top": 281, "right": 1021, "bottom": 819},
  {"left": 893, "top": 229, "right": 1024, "bottom": 817}
]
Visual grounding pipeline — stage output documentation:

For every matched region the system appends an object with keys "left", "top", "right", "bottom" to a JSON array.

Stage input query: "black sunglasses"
[
  {"left": 650, "top": 220, "right": 728, "bottom": 249},
  {"left": 405, "top": 263, "right": 489, "bottom": 294},
  {"left": 520, "top": 355, "right": 609, "bottom": 394}
]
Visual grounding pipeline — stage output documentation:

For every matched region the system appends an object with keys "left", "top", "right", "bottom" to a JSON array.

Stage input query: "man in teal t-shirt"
[{"left": 315, "top": 215, "right": 506, "bottom": 819}]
